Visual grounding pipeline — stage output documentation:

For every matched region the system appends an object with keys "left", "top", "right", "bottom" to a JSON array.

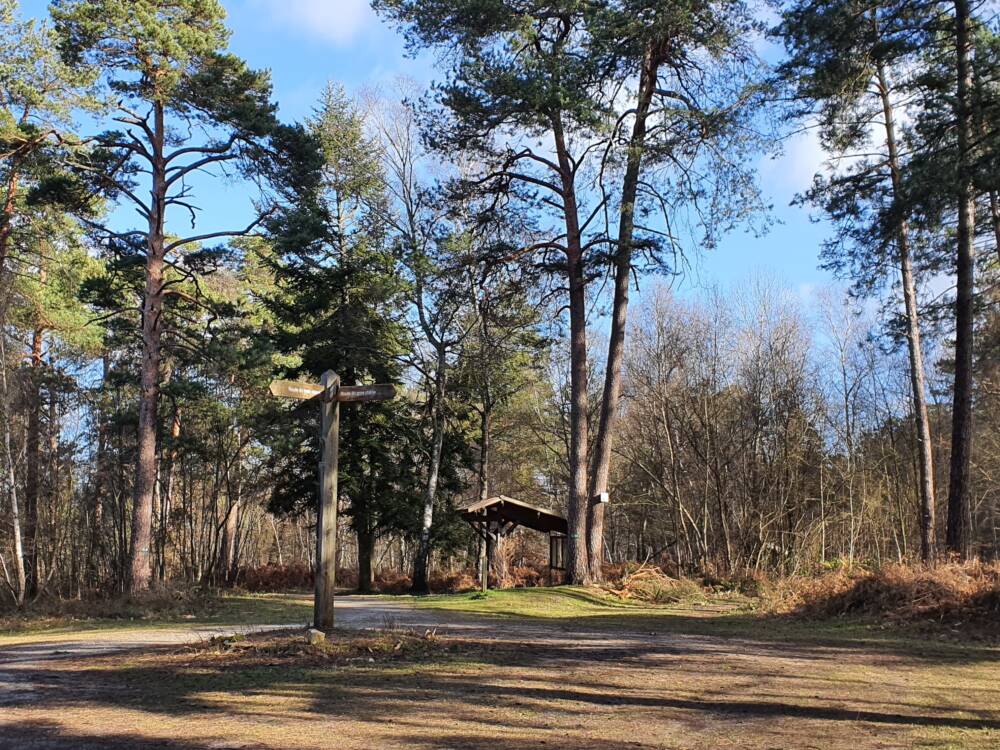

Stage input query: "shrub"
[
  {"left": 763, "top": 560, "right": 1000, "bottom": 627},
  {"left": 374, "top": 569, "right": 412, "bottom": 594},
  {"left": 239, "top": 563, "right": 313, "bottom": 592},
  {"left": 429, "top": 570, "right": 478, "bottom": 593},
  {"left": 604, "top": 562, "right": 705, "bottom": 604}
]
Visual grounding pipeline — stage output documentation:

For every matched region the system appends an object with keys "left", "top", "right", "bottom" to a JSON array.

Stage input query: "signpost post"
[{"left": 269, "top": 372, "right": 395, "bottom": 630}]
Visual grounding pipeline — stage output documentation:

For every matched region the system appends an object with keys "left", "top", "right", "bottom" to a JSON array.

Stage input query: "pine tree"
[
  {"left": 263, "top": 86, "right": 418, "bottom": 593},
  {"left": 52, "top": 0, "right": 316, "bottom": 593},
  {"left": 373, "top": 0, "right": 772, "bottom": 582},
  {"left": 901, "top": 4, "right": 1000, "bottom": 558},
  {"left": 0, "top": 0, "right": 98, "bottom": 602},
  {"left": 778, "top": 0, "right": 941, "bottom": 561}
]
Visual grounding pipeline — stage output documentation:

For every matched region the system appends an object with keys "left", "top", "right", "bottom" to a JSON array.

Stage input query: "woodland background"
[{"left": 2, "top": 0, "right": 1000, "bottom": 606}]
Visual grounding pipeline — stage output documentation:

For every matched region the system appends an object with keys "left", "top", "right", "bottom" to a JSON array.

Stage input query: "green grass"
[
  {"left": 0, "top": 592, "right": 312, "bottom": 644},
  {"left": 416, "top": 585, "right": 694, "bottom": 617},
  {"left": 413, "top": 585, "right": 1000, "bottom": 657}
]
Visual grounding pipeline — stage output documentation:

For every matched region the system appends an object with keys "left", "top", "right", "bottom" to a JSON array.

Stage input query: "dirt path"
[
  {"left": 3, "top": 596, "right": 999, "bottom": 749},
  {"left": 0, "top": 595, "right": 740, "bottom": 713},
  {"left": 0, "top": 594, "right": 722, "bottom": 669}
]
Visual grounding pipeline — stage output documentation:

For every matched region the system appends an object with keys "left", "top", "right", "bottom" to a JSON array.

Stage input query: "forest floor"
[{"left": 1, "top": 588, "right": 998, "bottom": 749}]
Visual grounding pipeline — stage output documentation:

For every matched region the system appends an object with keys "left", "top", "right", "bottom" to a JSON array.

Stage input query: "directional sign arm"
[
  {"left": 336, "top": 384, "right": 396, "bottom": 403},
  {"left": 269, "top": 380, "right": 325, "bottom": 400}
]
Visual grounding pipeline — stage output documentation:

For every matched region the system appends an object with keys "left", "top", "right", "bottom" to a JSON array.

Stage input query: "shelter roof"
[{"left": 460, "top": 495, "right": 567, "bottom": 535}]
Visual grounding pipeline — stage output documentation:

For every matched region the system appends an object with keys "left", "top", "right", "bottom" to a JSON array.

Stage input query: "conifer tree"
[
  {"left": 778, "top": 0, "right": 941, "bottom": 561},
  {"left": 263, "top": 86, "right": 420, "bottom": 593},
  {"left": 374, "top": 0, "right": 771, "bottom": 581},
  {"left": 52, "top": 0, "right": 317, "bottom": 593}
]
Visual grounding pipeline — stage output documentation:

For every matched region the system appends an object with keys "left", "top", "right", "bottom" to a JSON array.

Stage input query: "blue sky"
[{"left": 22, "top": 0, "right": 835, "bottom": 300}]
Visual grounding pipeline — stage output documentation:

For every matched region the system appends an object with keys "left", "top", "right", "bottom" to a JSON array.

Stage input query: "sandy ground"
[{"left": 2, "top": 596, "right": 999, "bottom": 749}]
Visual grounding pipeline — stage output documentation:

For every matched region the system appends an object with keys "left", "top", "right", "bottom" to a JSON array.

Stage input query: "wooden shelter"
[{"left": 460, "top": 495, "right": 567, "bottom": 590}]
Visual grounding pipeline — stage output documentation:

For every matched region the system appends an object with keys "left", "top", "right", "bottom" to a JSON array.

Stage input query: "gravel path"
[{"left": 0, "top": 595, "right": 736, "bottom": 708}]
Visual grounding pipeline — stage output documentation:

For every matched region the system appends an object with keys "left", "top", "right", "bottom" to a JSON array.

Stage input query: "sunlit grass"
[{"left": 0, "top": 592, "right": 312, "bottom": 644}]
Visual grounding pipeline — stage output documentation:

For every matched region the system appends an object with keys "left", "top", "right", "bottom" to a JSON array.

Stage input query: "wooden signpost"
[{"left": 269, "top": 371, "right": 395, "bottom": 630}]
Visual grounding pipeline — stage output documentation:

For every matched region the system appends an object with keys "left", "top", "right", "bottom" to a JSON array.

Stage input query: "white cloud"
[
  {"left": 762, "top": 127, "right": 827, "bottom": 195},
  {"left": 248, "top": 0, "right": 375, "bottom": 45}
]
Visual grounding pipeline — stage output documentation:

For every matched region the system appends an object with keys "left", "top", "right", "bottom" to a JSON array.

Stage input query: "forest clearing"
[
  {"left": 4, "top": 0, "right": 1000, "bottom": 746},
  {"left": 2, "top": 587, "right": 999, "bottom": 749}
]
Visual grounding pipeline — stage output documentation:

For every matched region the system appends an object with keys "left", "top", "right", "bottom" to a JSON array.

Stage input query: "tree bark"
[
  {"left": 24, "top": 326, "right": 43, "bottom": 598},
  {"left": 219, "top": 441, "right": 241, "bottom": 586},
  {"left": 219, "top": 501, "right": 239, "bottom": 586},
  {"left": 129, "top": 100, "right": 167, "bottom": 594},
  {"left": 357, "top": 526, "right": 375, "bottom": 593},
  {"left": 412, "top": 345, "right": 447, "bottom": 593},
  {"left": 564, "top": 246, "right": 591, "bottom": 584},
  {"left": 875, "top": 60, "right": 937, "bottom": 563},
  {"left": 946, "top": 0, "right": 976, "bottom": 559},
  {"left": 588, "top": 42, "right": 660, "bottom": 582},
  {"left": 0, "top": 165, "right": 20, "bottom": 302},
  {"left": 475, "top": 406, "right": 492, "bottom": 585},
  {"left": 1, "top": 339, "right": 26, "bottom": 606},
  {"left": 551, "top": 112, "right": 592, "bottom": 586},
  {"left": 477, "top": 406, "right": 492, "bottom": 504}
]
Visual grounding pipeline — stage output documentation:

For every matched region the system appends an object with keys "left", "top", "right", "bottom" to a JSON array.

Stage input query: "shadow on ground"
[{"left": 5, "top": 628, "right": 1000, "bottom": 750}]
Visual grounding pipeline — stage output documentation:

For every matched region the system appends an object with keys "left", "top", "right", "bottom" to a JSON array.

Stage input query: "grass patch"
[
  {"left": 414, "top": 585, "right": 1000, "bottom": 656},
  {"left": 0, "top": 591, "right": 311, "bottom": 642},
  {"left": 416, "top": 584, "right": 711, "bottom": 618}
]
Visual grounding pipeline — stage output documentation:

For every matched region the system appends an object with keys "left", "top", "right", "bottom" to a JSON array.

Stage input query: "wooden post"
[
  {"left": 315, "top": 370, "right": 339, "bottom": 630},
  {"left": 485, "top": 523, "right": 495, "bottom": 593},
  {"left": 269, "top": 373, "right": 393, "bottom": 628},
  {"left": 479, "top": 522, "right": 488, "bottom": 593}
]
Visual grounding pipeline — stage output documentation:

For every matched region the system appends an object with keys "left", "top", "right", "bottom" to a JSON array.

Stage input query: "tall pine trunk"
[
  {"left": 554, "top": 111, "right": 592, "bottom": 586},
  {"left": 588, "top": 42, "right": 660, "bottom": 582},
  {"left": 477, "top": 407, "right": 492, "bottom": 504},
  {"left": 1, "top": 339, "right": 26, "bottom": 606},
  {"left": 875, "top": 60, "right": 937, "bottom": 563},
  {"left": 946, "top": 0, "right": 976, "bottom": 559},
  {"left": 412, "top": 346, "right": 447, "bottom": 593},
  {"left": 24, "top": 327, "right": 42, "bottom": 598},
  {"left": 129, "top": 101, "right": 167, "bottom": 594}
]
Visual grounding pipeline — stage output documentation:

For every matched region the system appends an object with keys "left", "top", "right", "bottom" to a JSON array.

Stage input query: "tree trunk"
[
  {"left": 357, "top": 526, "right": 375, "bottom": 593},
  {"left": 220, "top": 439, "right": 243, "bottom": 585},
  {"left": 1, "top": 340, "right": 26, "bottom": 606},
  {"left": 552, "top": 114, "right": 592, "bottom": 586},
  {"left": 412, "top": 345, "right": 447, "bottom": 593},
  {"left": 875, "top": 60, "right": 937, "bottom": 563},
  {"left": 24, "top": 327, "right": 43, "bottom": 598},
  {"left": 588, "top": 41, "right": 661, "bottom": 583},
  {"left": 475, "top": 406, "right": 492, "bottom": 587},
  {"left": 565, "top": 245, "right": 591, "bottom": 585},
  {"left": 477, "top": 407, "right": 492, "bottom": 504},
  {"left": 219, "top": 501, "right": 239, "bottom": 586},
  {"left": 946, "top": 0, "right": 976, "bottom": 559},
  {"left": 0, "top": 165, "right": 20, "bottom": 305},
  {"left": 988, "top": 192, "right": 1000, "bottom": 265},
  {"left": 129, "top": 100, "right": 167, "bottom": 594}
]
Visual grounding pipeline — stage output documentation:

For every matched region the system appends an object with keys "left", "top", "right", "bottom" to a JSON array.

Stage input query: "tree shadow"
[
  {"left": 0, "top": 719, "right": 266, "bottom": 750},
  {"left": 11, "top": 633, "right": 1000, "bottom": 746}
]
